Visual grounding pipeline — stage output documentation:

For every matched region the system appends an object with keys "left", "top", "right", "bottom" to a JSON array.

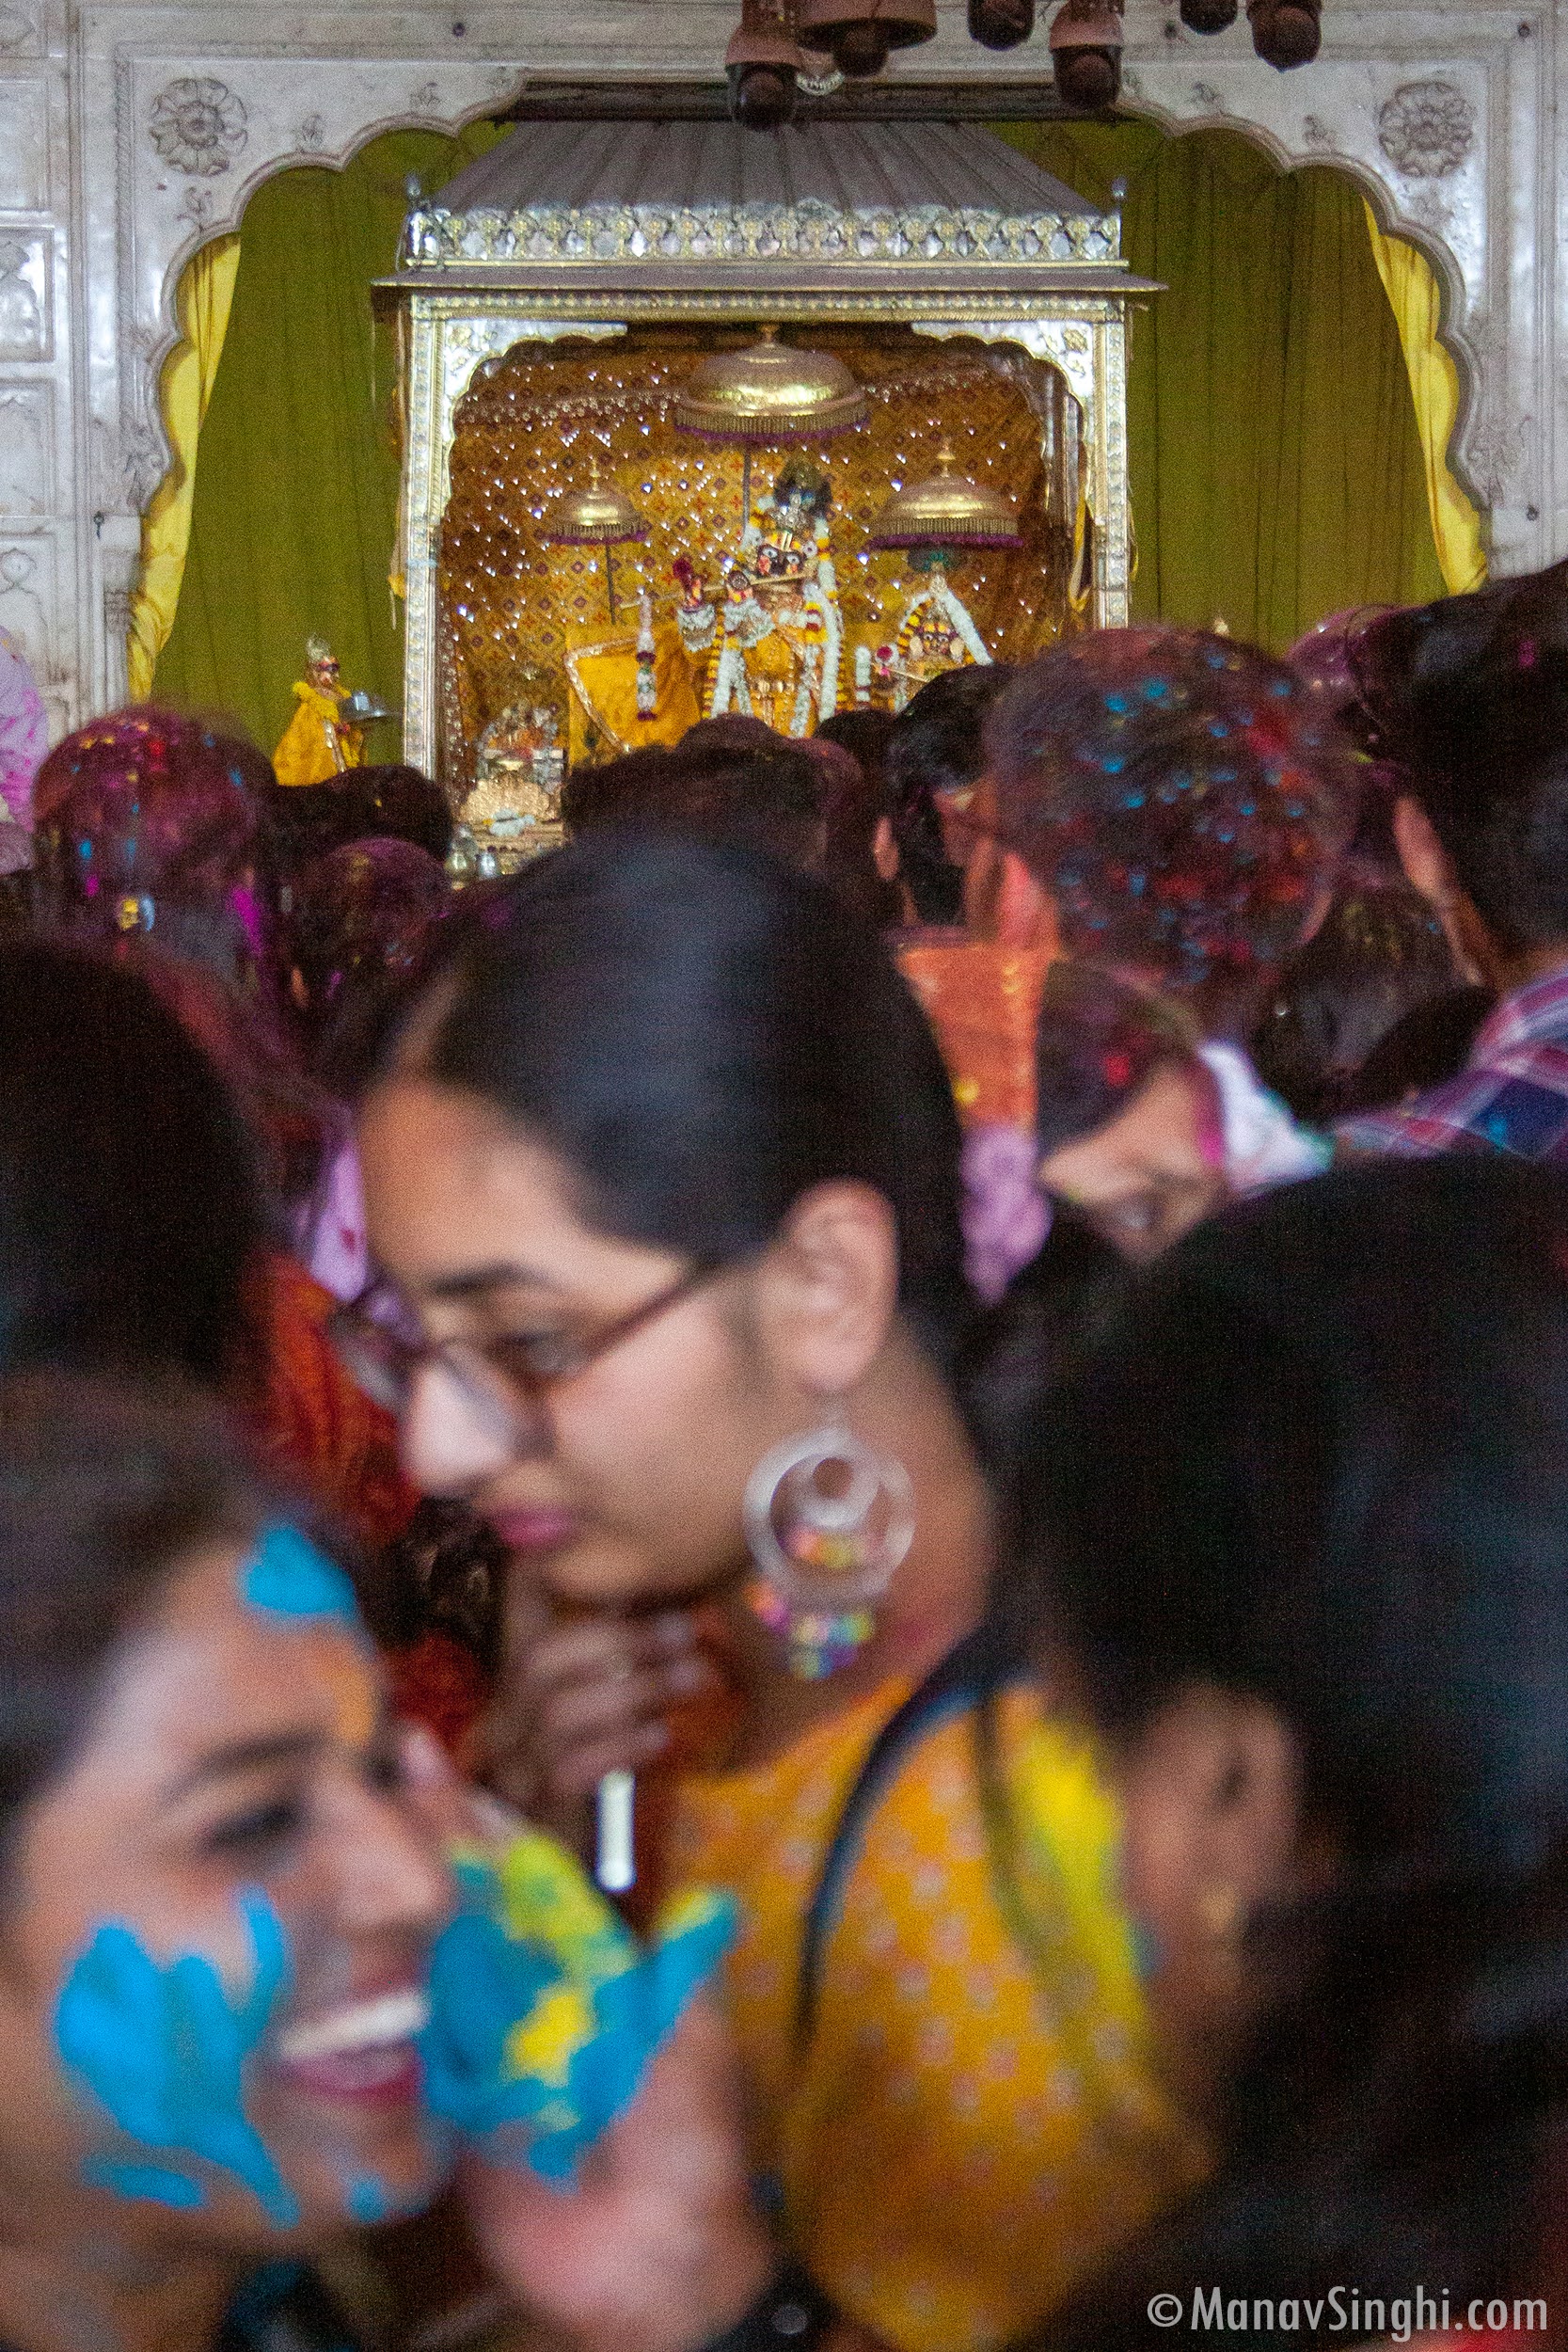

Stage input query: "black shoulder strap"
[{"left": 794, "top": 1622, "right": 1015, "bottom": 2049}]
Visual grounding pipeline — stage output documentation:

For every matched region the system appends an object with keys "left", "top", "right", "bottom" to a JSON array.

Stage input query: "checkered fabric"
[{"left": 1338, "top": 967, "right": 1568, "bottom": 1162}]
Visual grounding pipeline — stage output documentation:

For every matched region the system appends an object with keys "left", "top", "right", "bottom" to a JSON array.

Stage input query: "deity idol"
[
  {"left": 875, "top": 551, "right": 993, "bottom": 715},
  {"left": 465, "top": 698, "right": 566, "bottom": 850},
  {"left": 674, "top": 454, "right": 844, "bottom": 737},
  {"left": 272, "top": 636, "right": 367, "bottom": 787}
]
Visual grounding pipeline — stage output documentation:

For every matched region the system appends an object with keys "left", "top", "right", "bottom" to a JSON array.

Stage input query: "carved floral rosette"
[{"left": 149, "top": 76, "right": 248, "bottom": 177}]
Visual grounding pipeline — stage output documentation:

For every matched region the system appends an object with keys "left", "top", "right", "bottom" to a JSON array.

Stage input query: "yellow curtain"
[
  {"left": 126, "top": 234, "right": 242, "bottom": 701},
  {"left": 1362, "top": 201, "right": 1486, "bottom": 596}
]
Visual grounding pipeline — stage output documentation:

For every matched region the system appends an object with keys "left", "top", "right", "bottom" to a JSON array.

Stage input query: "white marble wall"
[{"left": 0, "top": 0, "right": 1558, "bottom": 731}]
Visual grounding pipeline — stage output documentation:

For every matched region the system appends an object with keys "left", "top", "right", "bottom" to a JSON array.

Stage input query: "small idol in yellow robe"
[{"left": 273, "top": 636, "right": 365, "bottom": 787}]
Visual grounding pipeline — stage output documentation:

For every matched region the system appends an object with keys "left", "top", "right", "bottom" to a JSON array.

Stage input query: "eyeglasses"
[{"left": 328, "top": 1261, "right": 722, "bottom": 1451}]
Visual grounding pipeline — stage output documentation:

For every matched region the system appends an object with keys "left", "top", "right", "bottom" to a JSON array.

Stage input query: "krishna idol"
[{"left": 674, "top": 453, "right": 844, "bottom": 737}]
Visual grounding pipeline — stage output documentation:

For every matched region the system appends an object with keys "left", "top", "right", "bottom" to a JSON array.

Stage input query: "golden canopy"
[
  {"left": 673, "top": 325, "right": 867, "bottom": 442},
  {"left": 541, "top": 457, "right": 650, "bottom": 546},
  {"left": 868, "top": 440, "right": 1022, "bottom": 548}
]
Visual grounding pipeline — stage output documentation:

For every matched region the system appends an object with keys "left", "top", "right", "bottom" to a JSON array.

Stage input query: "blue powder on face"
[
  {"left": 242, "top": 1523, "right": 362, "bottom": 1629},
  {"left": 420, "top": 1848, "right": 736, "bottom": 2185},
  {"left": 347, "top": 2174, "right": 392, "bottom": 2224},
  {"left": 88, "top": 2159, "right": 206, "bottom": 2206},
  {"left": 56, "top": 1887, "right": 300, "bottom": 2225}
]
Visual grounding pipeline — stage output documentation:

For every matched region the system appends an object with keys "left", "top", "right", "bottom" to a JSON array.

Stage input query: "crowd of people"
[{"left": 2, "top": 562, "right": 1568, "bottom": 2352}]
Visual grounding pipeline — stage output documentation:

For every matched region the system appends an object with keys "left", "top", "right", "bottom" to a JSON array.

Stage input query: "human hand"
[
  {"left": 460, "top": 1994, "right": 774, "bottom": 2352},
  {"left": 481, "top": 1601, "right": 719, "bottom": 1835}
]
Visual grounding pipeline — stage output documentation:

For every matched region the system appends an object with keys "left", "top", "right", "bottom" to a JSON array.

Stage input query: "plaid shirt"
[{"left": 1338, "top": 966, "right": 1568, "bottom": 1162}]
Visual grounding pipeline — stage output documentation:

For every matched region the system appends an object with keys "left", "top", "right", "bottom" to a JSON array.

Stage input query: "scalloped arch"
[{"left": 1078, "top": 89, "right": 1483, "bottom": 510}]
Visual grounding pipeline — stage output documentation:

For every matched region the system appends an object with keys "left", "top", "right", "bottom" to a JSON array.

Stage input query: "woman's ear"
[{"left": 751, "top": 1180, "right": 901, "bottom": 1406}]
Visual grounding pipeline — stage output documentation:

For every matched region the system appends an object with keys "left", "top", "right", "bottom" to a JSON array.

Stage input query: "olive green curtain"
[
  {"left": 994, "top": 121, "right": 1447, "bottom": 648},
  {"left": 153, "top": 122, "right": 504, "bottom": 755}
]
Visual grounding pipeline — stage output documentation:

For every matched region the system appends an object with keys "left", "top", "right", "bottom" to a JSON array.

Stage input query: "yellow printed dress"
[{"left": 665, "top": 1680, "right": 1202, "bottom": 2352}]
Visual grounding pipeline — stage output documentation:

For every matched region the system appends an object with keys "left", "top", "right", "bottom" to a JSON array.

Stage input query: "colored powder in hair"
[{"left": 346, "top": 2173, "right": 393, "bottom": 2224}]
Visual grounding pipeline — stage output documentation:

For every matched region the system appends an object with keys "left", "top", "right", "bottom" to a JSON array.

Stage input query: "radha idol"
[
  {"left": 866, "top": 443, "right": 1022, "bottom": 713},
  {"left": 675, "top": 455, "right": 844, "bottom": 737}
]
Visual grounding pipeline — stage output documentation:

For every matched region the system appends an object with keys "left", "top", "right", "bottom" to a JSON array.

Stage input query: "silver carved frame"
[{"left": 394, "top": 288, "right": 1136, "bottom": 780}]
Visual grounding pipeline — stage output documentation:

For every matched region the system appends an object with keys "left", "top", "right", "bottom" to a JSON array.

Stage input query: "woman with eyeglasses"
[
  {"left": 345, "top": 828, "right": 1197, "bottom": 2352},
  {"left": 459, "top": 1156, "right": 1568, "bottom": 2352}
]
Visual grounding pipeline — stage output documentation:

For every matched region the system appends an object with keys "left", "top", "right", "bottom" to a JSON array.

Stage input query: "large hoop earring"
[{"left": 743, "top": 1407, "right": 915, "bottom": 1680}]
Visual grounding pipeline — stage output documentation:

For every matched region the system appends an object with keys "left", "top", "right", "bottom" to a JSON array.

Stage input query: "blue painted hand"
[{"left": 420, "top": 1829, "right": 736, "bottom": 2182}]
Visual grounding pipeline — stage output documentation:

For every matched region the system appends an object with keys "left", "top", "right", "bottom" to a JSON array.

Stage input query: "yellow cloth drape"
[
  {"left": 564, "top": 619, "right": 702, "bottom": 763},
  {"left": 1362, "top": 201, "right": 1487, "bottom": 596},
  {"left": 125, "top": 234, "right": 242, "bottom": 702}
]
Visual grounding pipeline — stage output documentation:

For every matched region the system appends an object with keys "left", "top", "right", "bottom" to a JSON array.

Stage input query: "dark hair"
[
  {"left": 1346, "top": 981, "right": 1495, "bottom": 1117},
  {"left": 957, "top": 1209, "right": 1121, "bottom": 1482},
  {"left": 884, "top": 666, "right": 1012, "bottom": 926},
  {"left": 260, "top": 764, "right": 453, "bottom": 890},
  {"left": 1353, "top": 561, "right": 1568, "bottom": 953},
  {"left": 1034, "top": 960, "right": 1205, "bottom": 1158},
  {"left": 32, "top": 708, "right": 265, "bottom": 993},
  {"left": 136, "top": 952, "right": 334, "bottom": 1221},
  {"left": 987, "top": 631, "right": 1354, "bottom": 1025},
  {"left": 0, "top": 1373, "right": 264, "bottom": 1834},
  {"left": 1005, "top": 1158, "right": 1568, "bottom": 2344},
  {"left": 559, "top": 746, "right": 673, "bottom": 836},
  {"left": 813, "top": 710, "right": 904, "bottom": 930},
  {"left": 816, "top": 709, "right": 897, "bottom": 774},
  {"left": 283, "top": 835, "right": 451, "bottom": 1085},
  {"left": 1248, "top": 886, "right": 1456, "bottom": 1124},
  {"left": 340, "top": 765, "right": 453, "bottom": 864},
  {"left": 389, "top": 829, "right": 974, "bottom": 1371},
  {"left": 0, "top": 940, "right": 265, "bottom": 1388},
  {"left": 563, "top": 736, "right": 828, "bottom": 876}
]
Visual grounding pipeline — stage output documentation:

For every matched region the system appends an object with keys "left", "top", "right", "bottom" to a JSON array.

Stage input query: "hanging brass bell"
[
  {"left": 1247, "top": 0, "right": 1320, "bottom": 67},
  {"left": 968, "top": 0, "right": 1036, "bottom": 47},
  {"left": 724, "top": 3, "right": 804, "bottom": 127},
  {"left": 1049, "top": 0, "right": 1124, "bottom": 109},
  {"left": 794, "top": 0, "right": 937, "bottom": 79}
]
